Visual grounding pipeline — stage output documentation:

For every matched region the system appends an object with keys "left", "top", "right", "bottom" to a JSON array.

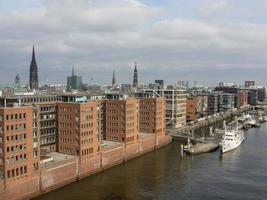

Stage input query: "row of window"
[
  {"left": 81, "top": 138, "right": 94, "bottom": 145},
  {"left": 81, "top": 147, "right": 94, "bottom": 156},
  {"left": 6, "top": 153, "right": 27, "bottom": 164},
  {"left": 6, "top": 124, "right": 26, "bottom": 132},
  {"left": 6, "top": 144, "right": 26, "bottom": 153},
  {"left": 7, "top": 166, "right": 27, "bottom": 179},
  {"left": 6, "top": 133, "right": 26, "bottom": 142},
  {"left": 4, "top": 113, "right": 26, "bottom": 121}
]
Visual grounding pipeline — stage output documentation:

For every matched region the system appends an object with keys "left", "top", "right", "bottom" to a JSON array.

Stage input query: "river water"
[{"left": 35, "top": 123, "right": 267, "bottom": 200}]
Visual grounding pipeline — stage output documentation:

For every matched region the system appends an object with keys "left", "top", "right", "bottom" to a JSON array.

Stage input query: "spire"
[
  {"left": 72, "top": 65, "right": 75, "bottom": 76},
  {"left": 29, "top": 45, "right": 38, "bottom": 90},
  {"left": 32, "top": 45, "right": 36, "bottom": 62},
  {"left": 133, "top": 61, "right": 138, "bottom": 88},
  {"left": 112, "top": 70, "right": 116, "bottom": 88}
]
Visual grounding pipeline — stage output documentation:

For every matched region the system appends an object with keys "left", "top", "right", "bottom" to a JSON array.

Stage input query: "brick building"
[
  {"left": 57, "top": 102, "right": 99, "bottom": 158},
  {"left": 104, "top": 99, "right": 139, "bottom": 145},
  {"left": 0, "top": 106, "right": 40, "bottom": 185},
  {"left": 139, "top": 98, "right": 165, "bottom": 136}
]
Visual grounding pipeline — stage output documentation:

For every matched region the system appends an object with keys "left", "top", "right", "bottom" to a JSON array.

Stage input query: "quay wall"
[
  {"left": 1, "top": 174, "right": 39, "bottom": 200},
  {"left": 101, "top": 144, "right": 124, "bottom": 169},
  {"left": 40, "top": 159, "right": 77, "bottom": 191},
  {"left": 0, "top": 134, "right": 171, "bottom": 200}
]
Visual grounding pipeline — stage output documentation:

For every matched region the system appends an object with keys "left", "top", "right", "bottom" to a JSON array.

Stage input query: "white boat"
[{"left": 221, "top": 121, "right": 244, "bottom": 153}]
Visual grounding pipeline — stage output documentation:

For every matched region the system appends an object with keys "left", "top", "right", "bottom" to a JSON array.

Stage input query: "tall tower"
[
  {"left": 112, "top": 70, "right": 116, "bottom": 88},
  {"left": 29, "top": 46, "right": 39, "bottom": 90},
  {"left": 133, "top": 61, "right": 138, "bottom": 88}
]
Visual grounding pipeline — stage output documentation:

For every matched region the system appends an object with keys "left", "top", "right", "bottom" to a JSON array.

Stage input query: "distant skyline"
[{"left": 1, "top": 0, "right": 267, "bottom": 86}]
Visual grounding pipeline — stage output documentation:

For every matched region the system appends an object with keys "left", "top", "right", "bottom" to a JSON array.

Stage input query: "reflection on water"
[{"left": 35, "top": 125, "right": 267, "bottom": 200}]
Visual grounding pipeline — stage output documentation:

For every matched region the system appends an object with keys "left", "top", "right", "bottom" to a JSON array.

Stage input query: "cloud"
[{"left": 1, "top": 0, "right": 267, "bottom": 86}]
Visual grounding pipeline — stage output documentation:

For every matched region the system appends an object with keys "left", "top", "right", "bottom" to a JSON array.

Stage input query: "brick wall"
[
  {"left": 1, "top": 174, "right": 39, "bottom": 200},
  {"left": 124, "top": 142, "right": 139, "bottom": 161},
  {"left": 79, "top": 154, "right": 101, "bottom": 178},
  {"left": 40, "top": 159, "right": 77, "bottom": 191},
  {"left": 139, "top": 135, "right": 155, "bottom": 154},
  {"left": 101, "top": 144, "right": 124, "bottom": 169}
]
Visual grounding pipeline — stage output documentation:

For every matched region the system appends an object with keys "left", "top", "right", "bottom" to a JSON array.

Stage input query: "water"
[{"left": 35, "top": 123, "right": 267, "bottom": 200}]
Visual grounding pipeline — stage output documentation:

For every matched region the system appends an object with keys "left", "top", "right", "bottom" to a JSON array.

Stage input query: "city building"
[
  {"left": 186, "top": 96, "right": 207, "bottom": 122},
  {"left": 29, "top": 46, "right": 39, "bottom": 91},
  {"left": 208, "top": 93, "right": 220, "bottom": 115},
  {"left": 141, "top": 85, "right": 187, "bottom": 128},
  {"left": 67, "top": 66, "right": 82, "bottom": 90},
  {"left": 0, "top": 105, "right": 40, "bottom": 185},
  {"left": 57, "top": 101, "right": 99, "bottom": 157},
  {"left": 139, "top": 97, "right": 165, "bottom": 136},
  {"left": 218, "top": 93, "right": 235, "bottom": 112},
  {"left": 104, "top": 98, "right": 139, "bottom": 145},
  {"left": 235, "top": 90, "right": 248, "bottom": 108}
]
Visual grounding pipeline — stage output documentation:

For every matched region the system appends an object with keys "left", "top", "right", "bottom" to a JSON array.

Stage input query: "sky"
[{"left": 1, "top": 0, "right": 267, "bottom": 86}]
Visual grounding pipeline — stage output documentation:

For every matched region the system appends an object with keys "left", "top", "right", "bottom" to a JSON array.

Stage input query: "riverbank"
[{"left": 0, "top": 134, "right": 171, "bottom": 200}]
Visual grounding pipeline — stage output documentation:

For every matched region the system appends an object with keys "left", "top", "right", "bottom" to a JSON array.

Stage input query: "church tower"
[
  {"left": 29, "top": 46, "right": 39, "bottom": 90},
  {"left": 133, "top": 61, "right": 138, "bottom": 88}
]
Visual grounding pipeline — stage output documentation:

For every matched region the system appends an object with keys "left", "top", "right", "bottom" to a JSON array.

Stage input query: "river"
[{"left": 35, "top": 123, "right": 267, "bottom": 200}]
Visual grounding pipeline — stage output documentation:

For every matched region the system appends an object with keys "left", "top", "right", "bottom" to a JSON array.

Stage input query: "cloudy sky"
[{"left": 1, "top": 0, "right": 267, "bottom": 86}]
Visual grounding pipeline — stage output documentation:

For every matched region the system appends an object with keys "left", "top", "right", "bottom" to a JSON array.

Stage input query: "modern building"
[
  {"left": 218, "top": 93, "right": 235, "bottom": 112},
  {"left": 29, "top": 46, "right": 39, "bottom": 90},
  {"left": 186, "top": 96, "right": 207, "bottom": 122},
  {"left": 141, "top": 86, "right": 187, "bottom": 128},
  {"left": 67, "top": 66, "right": 82, "bottom": 90}
]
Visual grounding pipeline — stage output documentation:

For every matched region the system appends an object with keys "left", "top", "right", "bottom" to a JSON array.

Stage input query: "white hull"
[{"left": 221, "top": 130, "right": 244, "bottom": 153}]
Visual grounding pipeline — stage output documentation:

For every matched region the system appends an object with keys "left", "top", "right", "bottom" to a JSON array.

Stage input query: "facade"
[
  {"left": 186, "top": 97, "right": 197, "bottom": 122},
  {"left": 39, "top": 103, "right": 57, "bottom": 154},
  {"left": 218, "top": 93, "right": 235, "bottom": 112},
  {"left": 104, "top": 99, "right": 139, "bottom": 145},
  {"left": 29, "top": 46, "right": 39, "bottom": 90},
  {"left": 139, "top": 98, "right": 165, "bottom": 136},
  {"left": 67, "top": 67, "right": 82, "bottom": 90},
  {"left": 208, "top": 93, "right": 219, "bottom": 115},
  {"left": 186, "top": 96, "right": 207, "bottom": 122},
  {"left": 142, "top": 87, "right": 187, "bottom": 128},
  {"left": 236, "top": 91, "right": 248, "bottom": 108},
  {"left": 0, "top": 106, "right": 40, "bottom": 184},
  {"left": 57, "top": 102, "right": 99, "bottom": 157}
]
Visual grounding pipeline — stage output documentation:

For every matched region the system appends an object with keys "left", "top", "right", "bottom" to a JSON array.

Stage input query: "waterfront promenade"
[{"left": 167, "top": 105, "right": 250, "bottom": 141}]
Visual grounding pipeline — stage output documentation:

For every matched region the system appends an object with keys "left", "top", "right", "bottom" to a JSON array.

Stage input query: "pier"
[{"left": 166, "top": 106, "right": 251, "bottom": 142}]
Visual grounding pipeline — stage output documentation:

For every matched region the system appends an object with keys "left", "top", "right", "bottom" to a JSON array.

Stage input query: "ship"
[{"left": 221, "top": 121, "right": 244, "bottom": 153}]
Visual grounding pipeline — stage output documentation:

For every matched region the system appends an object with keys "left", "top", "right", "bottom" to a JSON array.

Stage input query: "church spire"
[
  {"left": 29, "top": 45, "right": 38, "bottom": 90},
  {"left": 133, "top": 61, "right": 138, "bottom": 88},
  {"left": 112, "top": 70, "right": 116, "bottom": 89}
]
